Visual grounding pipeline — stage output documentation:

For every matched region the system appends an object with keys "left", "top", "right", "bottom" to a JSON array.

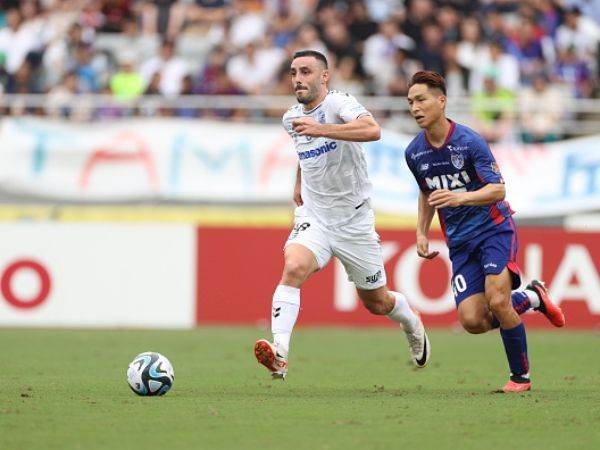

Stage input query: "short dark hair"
[
  {"left": 292, "top": 50, "right": 328, "bottom": 69},
  {"left": 409, "top": 71, "right": 447, "bottom": 96}
]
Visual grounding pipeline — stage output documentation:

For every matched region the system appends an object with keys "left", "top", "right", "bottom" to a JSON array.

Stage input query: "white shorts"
[{"left": 284, "top": 206, "right": 387, "bottom": 290}]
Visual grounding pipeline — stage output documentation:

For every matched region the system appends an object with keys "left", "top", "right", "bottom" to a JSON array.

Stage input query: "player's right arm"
[
  {"left": 405, "top": 142, "right": 439, "bottom": 260},
  {"left": 416, "top": 191, "right": 439, "bottom": 259},
  {"left": 293, "top": 163, "right": 303, "bottom": 206}
]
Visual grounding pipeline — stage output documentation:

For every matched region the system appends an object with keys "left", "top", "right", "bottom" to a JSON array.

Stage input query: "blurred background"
[{"left": 0, "top": 0, "right": 598, "bottom": 330}]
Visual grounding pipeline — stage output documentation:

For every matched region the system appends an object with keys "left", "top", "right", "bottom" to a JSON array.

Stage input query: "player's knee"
[
  {"left": 461, "top": 319, "right": 487, "bottom": 334},
  {"left": 488, "top": 295, "right": 511, "bottom": 316},
  {"left": 282, "top": 259, "right": 312, "bottom": 283},
  {"left": 460, "top": 315, "right": 487, "bottom": 334}
]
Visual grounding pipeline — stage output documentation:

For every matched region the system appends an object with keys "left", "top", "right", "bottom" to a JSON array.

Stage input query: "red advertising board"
[{"left": 197, "top": 226, "right": 600, "bottom": 329}]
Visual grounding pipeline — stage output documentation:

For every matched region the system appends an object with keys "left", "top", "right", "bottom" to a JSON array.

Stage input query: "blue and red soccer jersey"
[
  {"left": 405, "top": 120, "right": 521, "bottom": 304},
  {"left": 405, "top": 120, "right": 514, "bottom": 250}
]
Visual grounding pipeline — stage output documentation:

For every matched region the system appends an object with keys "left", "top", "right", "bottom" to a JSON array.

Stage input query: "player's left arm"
[
  {"left": 291, "top": 115, "right": 380, "bottom": 142},
  {"left": 428, "top": 183, "right": 505, "bottom": 208}
]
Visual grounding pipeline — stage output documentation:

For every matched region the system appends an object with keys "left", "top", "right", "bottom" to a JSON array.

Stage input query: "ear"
[
  {"left": 322, "top": 69, "right": 330, "bottom": 85},
  {"left": 438, "top": 95, "right": 447, "bottom": 109}
]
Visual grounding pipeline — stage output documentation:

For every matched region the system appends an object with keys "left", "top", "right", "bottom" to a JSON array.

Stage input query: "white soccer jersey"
[{"left": 282, "top": 91, "right": 374, "bottom": 228}]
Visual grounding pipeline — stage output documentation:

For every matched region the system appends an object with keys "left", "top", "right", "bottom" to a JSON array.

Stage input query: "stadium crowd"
[{"left": 0, "top": 0, "right": 599, "bottom": 141}]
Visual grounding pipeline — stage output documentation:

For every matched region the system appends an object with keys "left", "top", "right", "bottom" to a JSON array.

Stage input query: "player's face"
[
  {"left": 290, "top": 56, "right": 328, "bottom": 105},
  {"left": 407, "top": 84, "right": 446, "bottom": 129}
]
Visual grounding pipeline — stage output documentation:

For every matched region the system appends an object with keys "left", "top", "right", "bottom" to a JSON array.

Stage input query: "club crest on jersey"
[
  {"left": 317, "top": 110, "right": 326, "bottom": 124},
  {"left": 450, "top": 153, "right": 464, "bottom": 169}
]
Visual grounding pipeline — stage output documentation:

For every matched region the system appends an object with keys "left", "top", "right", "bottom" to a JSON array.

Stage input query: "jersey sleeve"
[
  {"left": 471, "top": 136, "right": 504, "bottom": 184},
  {"left": 332, "top": 92, "right": 372, "bottom": 123},
  {"left": 282, "top": 108, "right": 295, "bottom": 136}
]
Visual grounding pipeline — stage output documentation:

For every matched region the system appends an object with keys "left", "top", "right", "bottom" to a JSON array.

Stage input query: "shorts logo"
[
  {"left": 366, "top": 270, "right": 382, "bottom": 284},
  {"left": 289, "top": 222, "right": 310, "bottom": 239},
  {"left": 450, "top": 153, "right": 464, "bottom": 169}
]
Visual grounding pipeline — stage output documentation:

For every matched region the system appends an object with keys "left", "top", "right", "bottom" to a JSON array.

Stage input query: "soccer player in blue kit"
[{"left": 404, "top": 71, "right": 565, "bottom": 393}]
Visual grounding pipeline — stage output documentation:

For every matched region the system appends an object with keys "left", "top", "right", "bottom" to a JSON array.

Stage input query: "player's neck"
[
  {"left": 302, "top": 89, "right": 328, "bottom": 112},
  {"left": 425, "top": 117, "right": 452, "bottom": 148}
]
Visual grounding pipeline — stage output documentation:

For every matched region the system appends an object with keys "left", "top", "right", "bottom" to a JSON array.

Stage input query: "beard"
[{"left": 295, "top": 86, "right": 318, "bottom": 104}]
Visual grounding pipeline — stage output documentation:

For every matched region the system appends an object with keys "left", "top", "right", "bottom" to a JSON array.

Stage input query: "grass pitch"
[{"left": 1, "top": 327, "right": 599, "bottom": 450}]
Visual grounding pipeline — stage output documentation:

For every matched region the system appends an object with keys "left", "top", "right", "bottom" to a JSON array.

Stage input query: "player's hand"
[
  {"left": 416, "top": 235, "right": 439, "bottom": 259},
  {"left": 293, "top": 185, "right": 303, "bottom": 206},
  {"left": 292, "top": 117, "right": 324, "bottom": 137},
  {"left": 428, "top": 189, "right": 463, "bottom": 209}
]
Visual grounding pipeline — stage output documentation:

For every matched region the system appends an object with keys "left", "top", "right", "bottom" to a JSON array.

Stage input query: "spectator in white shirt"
[
  {"left": 140, "top": 39, "right": 189, "bottom": 97},
  {"left": 470, "top": 39, "right": 520, "bottom": 94},
  {"left": 362, "top": 19, "right": 415, "bottom": 94}
]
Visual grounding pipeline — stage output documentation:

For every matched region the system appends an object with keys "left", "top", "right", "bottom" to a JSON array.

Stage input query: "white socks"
[
  {"left": 524, "top": 289, "right": 541, "bottom": 309},
  {"left": 387, "top": 291, "right": 419, "bottom": 333},
  {"left": 271, "top": 284, "right": 301, "bottom": 357}
]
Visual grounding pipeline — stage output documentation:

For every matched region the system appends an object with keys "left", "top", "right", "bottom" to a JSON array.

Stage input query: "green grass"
[{"left": 1, "top": 328, "right": 599, "bottom": 450}]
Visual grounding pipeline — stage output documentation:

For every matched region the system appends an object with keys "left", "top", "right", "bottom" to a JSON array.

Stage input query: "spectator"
[
  {"left": 133, "top": 0, "right": 176, "bottom": 35},
  {"left": 347, "top": 1, "right": 378, "bottom": 44},
  {"left": 46, "top": 71, "right": 79, "bottom": 118},
  {"left": 555, "top": 6, "right": 600, "bottom": 67},
  {"left": 72, "top": 44, "right": 99, "bottom": 93},
  {"left": 0, "top": 8, "right": 40, "bottom": 75},
  {"left": 226, "top": 40, "right": 285, "bottom": 94},
  {"left": 228, "top": 0, "right": 267, "bottom": 48},
  {"left": 401, "top": 0, "right": 434, "bottom": 43},
  {"left": 470, "top": 39, "right": 520, "bottom": 94},
  {"left": 456, "top": 17, "right": 487, "bottom": 80},
  {"left": 289, "top": 23, "right": 328, "bottom": 58},
  {"left": 554, "top": 45, "right": 594, "bottom": 98},
  {"left": 441, "top": 41, "right": 468, "bottom": 97},
  {"left": 507, "top": 17, "right": 547, "bottom": 85},
  {"left": 112, "top": 17, "right": 159, "bottom": 67},
  {"left": 387, "top": 47, "right": 420, "bottom": 96},
  {"left": 140, "top": 39, "right": 189, "bottom": 97},
  {"left": 173, "top": 74, "right": 197, "bottom": 117},
  {"left": 194, "top": 45, "right": 229, "bottom": 94},
  {"left": 518, "top": 72, "right": 564, "bottom": 143},
  {"left": 166, "top": 0, "right": 231, "bottom": 39},
  {"left": 43, "top": 22, "right": 89, "bottom": 90},
  {"left": 110, "top": 53, "right": 145, "bottom": 100},
  {"left": 438, "top": 5, "right": 460, "bottom": 42},
  {"left": 364, "top": 0, "right": 404, "bottom": 22},
  {"left": 362, "top": 19, "right": 414, "bottom": 93},
  {"left": 416, "top": 21, "right": 445, "bottom": 74},
  {"left": 472, "top": 73, "right": 515, "bottom": 143},
  {"left": 330, "top": 55, "right": 365, "bottom": 95},
  {"left": 321, "top": 19, "right": 359, "bottom": 63}
]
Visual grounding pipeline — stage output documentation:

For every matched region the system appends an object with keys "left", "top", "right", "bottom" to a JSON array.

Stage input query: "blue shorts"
[{"left": 449, "top": 220, "right": 522, "bottom": 306}]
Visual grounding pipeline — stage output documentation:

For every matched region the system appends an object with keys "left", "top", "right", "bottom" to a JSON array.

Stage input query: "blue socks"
[{"left": 500, "top": 322, "right": 529, "bottom": 377}]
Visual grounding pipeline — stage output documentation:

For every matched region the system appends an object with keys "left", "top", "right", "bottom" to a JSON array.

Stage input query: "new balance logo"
[{"left": 273, "top": 307, "right": 281, "bottom": 318}]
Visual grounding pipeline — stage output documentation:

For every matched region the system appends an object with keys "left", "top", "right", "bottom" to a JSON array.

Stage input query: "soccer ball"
[{"left": 127, "top": 352, "right": 174, "bottom": 396}]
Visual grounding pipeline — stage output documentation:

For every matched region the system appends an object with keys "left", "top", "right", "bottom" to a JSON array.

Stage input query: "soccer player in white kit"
[{"left": 254, "top": 50, "right": 430, "bottom": 379}]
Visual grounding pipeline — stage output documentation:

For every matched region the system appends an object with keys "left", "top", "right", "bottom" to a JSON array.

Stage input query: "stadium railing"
[{"left": 1, "top": 94, "right": 600, "bottom": 137}]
